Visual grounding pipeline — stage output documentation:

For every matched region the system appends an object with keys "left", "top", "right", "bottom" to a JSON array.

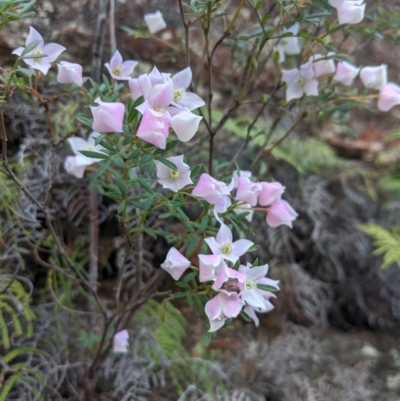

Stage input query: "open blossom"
[
  {"left": 267, "top": 199, "right": 298, "bottom": 228},
  {"left": 144, "top": 10, "right": 167, "bottom": 34},
  {"left": 212, "top": 265, "right": 246, "bottom": 295},
  {"left": 239, "top": 263, "right": 279, "bottom": 311},
  {"left": 377, "top": 83, "right": 400, "bottom": 112},
  {"left": 205, "top": 292, "right": 243, "bottom": 332},
  {"left": 113, "top": 330, "right": 129, "bottom": 353},
  {"left": 90, "top": 97, "right": 125, "bottom": 133},
  {"left": 235, "top": 177, "right": 262, "bottom": 206},
  {"left": 282, "top": 60, "right": 318, "bottom": 102},
  {"left": 12, "top": 26, "right": 65, "bottom": 75},
  {"left": 65, "top": 132, "right": 105, "bottom": 178},
  {"left": 64, "top": 156, "right": 87, "bottom": 179},
  {"left": 204, "top": 224, "right": 254, "bottom": 264},
  {"left": 275, "top": 23, "right": 301, "bottom": 63},
  {"left": 360, "top": 65, "right": 387, "bottom": 90},
  {"left": 105, "top": 50, "right": 138, "bottom": 80},
  {"left": 136, "top": 109, "right": 170, "bottom": 149},
  {"left": 336, "top": 0, "right": 366, "bottom": 25},
  {"left": 57, "top": 61, "right": 83, "bottom": 86},
  {"left": 171, "top": 67, "right": 205, "bottom": 111},
  {"left": 198, "top": 254, "right": 226, "bottom": 282},
  {"left": 333, "top": 61, "right": 359, "bottom": 86},
  {"left": 192, "top": 173, "right": 233, "bottom": 213},
  {"left": 154, "top": 155, "right": 192, "bottom": 192},
  {"left": 161, "top": 247, "right": 191, "bottom": 280},
  {"left": 129, "top": 66, "right": 166, "bottom": 100},
  {"left": 311, "top": 53, "right": 336, "bottom": 78}
]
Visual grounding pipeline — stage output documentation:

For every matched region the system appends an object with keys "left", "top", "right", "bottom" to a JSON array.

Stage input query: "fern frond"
[{"left": 359, "top": 224, "right": 400, "bottom": 269}]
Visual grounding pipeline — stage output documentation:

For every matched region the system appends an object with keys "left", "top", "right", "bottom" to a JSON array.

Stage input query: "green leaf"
[
  {"left": 257, "top": 284, "right": 279, "bottom": 292},
  {"left": 137, "top": 177, "right": 154, "bottom": 194},
  {"left": 176, "top": 207, "right": 189, "bottom": 222},
  {"left": 186, "top": 236, "right": 200, "bottom": 259},
  {"left": 20, "top": 40, "right": 41, "bottom": 56},
  {"left": 155, "top": 157, "right": 177, "bottom": 170},
  {"left": 173, "top": 292, "right": 187, "bottom": 299},
  {"left": 182, "top": 271, "right": 197, "bottom": 283},
  {"left": 112, "top": 154, "right": 127, "bottom": 168},
  {"left": 76, "top": 116, "right": 93, "bottom": 128},
  {"left": 94, "top": 134, "right": 106, "bottom": 146},
  {"left": 143, "top": 195, "right": 154, "bottom": 211},
  {"left": 79, "top": 150, "right": 108, "bottom": 159},
  {"left": 200, "top": 215, "right": 209, "bottom": 231},
  {"left": 191, "top": 164, "right": 202, "bottom": 179},
  {"left": 204, "top": 331, "right": 212, "bottom": 346},
  {"left": 115, "top": 176, "right": 127, "bottom": 198},
  {"left": 95, "top": 160, "right": 111, "bottom": 177},
  {"left": 117, "top": 200, "right": 127, "bottom": 214}
]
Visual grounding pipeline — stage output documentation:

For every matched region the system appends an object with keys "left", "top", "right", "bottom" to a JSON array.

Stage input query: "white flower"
[
  {"left": 154, "top": 155, "right": 192, "bottom": 192},
  {"left": 360, "top": 64, "right": 387, "bottom": 90},
  {"left": 144, "top": 10, "right": 167, "bottom": 34},
  {"left": 275, "top": 23, "right": 302, "bottom": 63},
  {"left": 282, "top": 60, "right": 318, "bottom": 102},
  {"left": 333, "top": 61, "right": 359, "bottom": 86}
]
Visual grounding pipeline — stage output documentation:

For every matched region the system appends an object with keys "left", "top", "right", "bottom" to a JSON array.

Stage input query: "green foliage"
[
  {"left": 135, "top": 300, "right": 227, "bottom": 397},
  {"left": 0, "top": 277, "right": 35, "bottom": 350},
  {"left": 0, "top": 347, "right": 44, "bottom": 401},
  {"left": 0, "top": 0, "right": 35, "bottom": 31},
  {"left": 359, "top": 224, "right": 400, "bottom": 269}
]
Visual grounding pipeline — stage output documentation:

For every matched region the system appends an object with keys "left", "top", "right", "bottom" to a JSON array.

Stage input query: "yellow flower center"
[
  {"left": 298, "top": 77, "right": 307, "bottom": 86},
  {"left": 221, "top": 243, "right": 232, "bottom": 255},
  {"left": 32, "top": 48, "right": 43, "bottom": 62},
  {"left": 246, "top": 280, "right": 256, "bottom": 291},
  {"left": 113, "top": 65, "right": 123, "bottom": 76},
  {"left": 169, "top": 170, "right": 181, "bottom": 181},
  {"left": 154, "top": 107, "right": 165, "bottom": 113},
  {"left": 174, "top": 88, "right": 185, "bottom": 102}
]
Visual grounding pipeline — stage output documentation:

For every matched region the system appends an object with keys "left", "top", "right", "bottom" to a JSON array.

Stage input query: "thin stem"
[{"left": 178, "top": 0, "right": 190, "bottom": 67}]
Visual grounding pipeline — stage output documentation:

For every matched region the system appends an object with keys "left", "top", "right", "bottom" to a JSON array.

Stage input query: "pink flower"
[
  {"left": 90, "top": 97, "right": 125, "bottom": 133},
  {"left": 232, "top": 170, "right": 252, "bottom": 188},
  {"left": 266, "top": 200, "right": 298, "bottom": 228},
  {"left": 113, "top": 330, "right": 129, "bottom": 353},
  {"left": 154, "top": 155, "right": 192, "bottom": 192},
  {"left": 136, "top": 109, "right": 170, "bottom": 149},
  {"left": 337, "top": 1, "right": 366, "bottom": 25},
  {"left": 204, "top": 224, "right": 254, "bottom": 264},
  {"left": 144, "top": 10, "right": 167, "bottom": 34},
  {"left": 65, "top": 132, "right": 105, "bottom": 178},
  {"left": 57, "top": 61, "right": 83, "bottom": 86},
  {"left": 311, "top": 53, "right": 336, "bottom": 78},
  {"left": 64, "top": 156, "right": 87, "bottom": 178},
  {"left": 205, "top": 292, "right": 243, "bottom": 332},
  {"left": 171, "top": 67, "right": 205, "bottom": 110},
  {"left": 238, "top": 263, "right": 279, "bottom": 310},
  {"left": 192, "top": 173, "right": 233, "bottom": 213},
  {"left": 360, "top": 65, "right": 387, "bottom": 90},
  {"left": 333, "top": 61, "right": 359, "bottom": 86},
  {"left": 12, "top": 26, "right": 66, "bottom": 75},
  {"left": 377, "top": 83, "right": 400, "bottom": 112},
  {"left": 212, "top": 265, "right": 246, "bottom": 295},
  {"left": 161, "top": 247, "right": 191, "bottom": 280},
  {"left": 105, "top": 50, "right": 138, "bottom": 80},
  {"left": 198, "top": 254, "right": 226, "bottom": 282},
  {"left": 282, "top": 61, "right": 318, "bottom": 102},
  {"left": 235, "top": 177, "right": 262, "bottom": 206},
  {"left": 258, "top": 182, "right": 285, "bottom": 206}
]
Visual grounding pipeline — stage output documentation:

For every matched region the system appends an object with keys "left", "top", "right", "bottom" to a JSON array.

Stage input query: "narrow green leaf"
[
  {"left": 21, "top": 40, "right": 41, "bottom": 56},
  {"left": 95, "top": 160, "right": 111, "bottom": 177},
  {"left": 137, "top": 177, "right": 154, "bottom": 194},
  {"left": 79, "top": 150, "right": 108, "bottom": 159}
]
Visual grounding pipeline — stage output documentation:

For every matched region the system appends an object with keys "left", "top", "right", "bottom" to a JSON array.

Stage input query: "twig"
[{"left": 178, "top": 0, "right": 190, "bottom": 67}]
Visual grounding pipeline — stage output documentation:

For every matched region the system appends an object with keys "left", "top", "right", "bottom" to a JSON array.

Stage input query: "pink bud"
[
  {"left": 161, "top": 247, "right": 191, "bottom": 280},
  {"left": 113, "top": 330, "right": 129, "bottom": 353},
  {"left": 90, "top": 97, "right": 125, "bottom": 133},
  {"left": 266, "top": 200, "right": 298, "bottom": 228},
  {"left": 333, "top": 61, "right": 359, "bottom": 86},
  {"left": 57, "top": 61, "right": 83, "bottom": 86},
  {"left": 377, "top": 83, "right": 400, "bottom": 112},
  {"left": 136, "top": 109, "right": 170, "bottom": 149},
  {"left": 258, "top": 182, "right": 285, "bottom": 206}
]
